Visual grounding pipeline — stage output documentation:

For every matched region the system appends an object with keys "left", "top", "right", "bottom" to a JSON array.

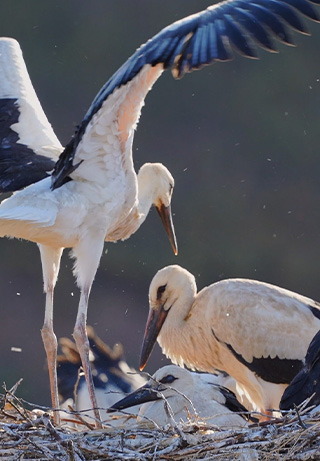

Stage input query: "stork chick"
[{"left": 108, "top": 365, "right": 251, "bottom": 428}]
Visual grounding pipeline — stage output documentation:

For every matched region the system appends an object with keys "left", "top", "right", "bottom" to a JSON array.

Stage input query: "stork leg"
[
  {"left": 73, "top": 287, "right": 103, "bottom": 428},
  {"left": 38, "top": 244, "right": 63, "bottom": 425},
  {"left": 72, "top": 234, "right": 106, "bottom": 429}
]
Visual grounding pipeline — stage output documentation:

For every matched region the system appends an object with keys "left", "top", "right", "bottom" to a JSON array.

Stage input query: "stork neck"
[
  {"left": 158, "top": 294, "right": 198, "bottom": 368},
  {"left": 159, "top": 297, "right": 226, "bottom": 373},
  {"left": 105, "top": 177, "right": 153, "bottom": 241},
  {"left": 136, "top": 185, "right": 154, "bottom": 224}
]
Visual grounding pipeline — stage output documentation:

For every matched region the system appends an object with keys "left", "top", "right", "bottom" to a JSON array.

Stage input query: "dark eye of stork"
[
  {"left": 157, "top": 284, "right": 166, "bottom": 299},
  {"left": 169, "top": 183, "right": 173, "bottom": 194},
  {"left": 159, "top": 374, "right": 177, "bottom": 385}
]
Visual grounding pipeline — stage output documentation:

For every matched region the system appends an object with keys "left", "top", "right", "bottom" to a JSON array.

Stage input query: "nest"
[{"left": 1, "top": 384, "right": 320, "bottom": 460}]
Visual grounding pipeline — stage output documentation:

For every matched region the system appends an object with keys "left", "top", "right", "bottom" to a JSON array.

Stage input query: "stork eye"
[
  {"left": 157, "top": 284, "right": 166, "bottom": 299},
  {"left": 160, "top": 374, "right": 177, "bottom": 384}
]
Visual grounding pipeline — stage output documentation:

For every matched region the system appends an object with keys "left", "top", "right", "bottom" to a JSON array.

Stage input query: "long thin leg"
[
  {"left": 38, "top": 244, "right": 63, "bottom": 425},
  {"left": 73, "top": 286, "right": 102, "bottom": 427},
  {"left": 72, "top": 234, "right": 106, "bottom": 429}
]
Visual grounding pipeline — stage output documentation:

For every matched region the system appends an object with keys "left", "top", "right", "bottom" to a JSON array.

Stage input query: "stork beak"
[
  {"left": 139, "top": 305, "right": 169, "bottom": 371},
  {"left": 107, "top": 382, "right": 160, "bottom": 413},
  {"left": 156, "top": 203, "right": 178, "bottom": 255}
]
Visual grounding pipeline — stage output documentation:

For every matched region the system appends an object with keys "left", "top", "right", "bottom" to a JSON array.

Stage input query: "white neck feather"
[
  {"left": 157, "top": 277, "right": 198, "bottom": 368},
  {"left": 105, "top": 171, "right": 154, "bottom": 242},
  {"left": 152, "top": 266, "right": 224, "bottom": 373}
]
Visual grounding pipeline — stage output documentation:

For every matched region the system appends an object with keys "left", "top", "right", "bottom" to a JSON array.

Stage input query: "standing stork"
[
  {"left": 0, "top": 0, "right": 319, "bottom": 426},
  {"left": 0, "top": 39, "right": 177, "bottom": 428},
  {"left": 139, "top": 265, "right": 320, "bottom": 418}
]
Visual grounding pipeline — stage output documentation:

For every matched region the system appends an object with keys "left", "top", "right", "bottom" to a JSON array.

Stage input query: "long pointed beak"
[
  {"left": 139, "top": 305, "right": 169, "bottom": 371},
  {"left": 156, "top": 203, "right": 178, "bottom": 255},
  {"left": 107, "top": 382, "right": 160, "bottom": 413}
]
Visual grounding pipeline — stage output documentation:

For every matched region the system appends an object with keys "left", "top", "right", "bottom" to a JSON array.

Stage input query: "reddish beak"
[
  {"left": 156, "top": 203, "right": 178, "bottom": 255},
  {"left": 139, "top": 305, "right": 169, "bottom": 371}
]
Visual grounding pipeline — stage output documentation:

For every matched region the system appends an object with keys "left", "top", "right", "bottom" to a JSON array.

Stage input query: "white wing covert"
[{"left": 206, "top": 279, "right": 320, "bottom": 383}]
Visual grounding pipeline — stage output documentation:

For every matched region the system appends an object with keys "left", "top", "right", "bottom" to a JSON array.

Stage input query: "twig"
[
  {"left": 294, "top": 403, "right": 307, "bottom": 430},
  {"left": 41, "top": 413, "right": 65, "bottom": 441},
  {"left": 66, "top": 404, "right": 95, "bottom": 430},
  {"left": 162, "top": 397, "right": 188, "bottom": 446}
]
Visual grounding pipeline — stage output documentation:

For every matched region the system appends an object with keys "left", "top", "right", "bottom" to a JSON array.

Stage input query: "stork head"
[
  {"left": 138, "top": 163, "right": 177, "bottom": 255},
  {"left": 139, "top": 265, "right": 197, "bottom": 370},
  {"left": 107, "top": 365, "right": 194, "bottom": 419}
]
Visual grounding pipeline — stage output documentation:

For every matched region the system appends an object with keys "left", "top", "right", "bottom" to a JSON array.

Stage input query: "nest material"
[{"left": 1, "top": 388, "right": 320, "bottom": 460}]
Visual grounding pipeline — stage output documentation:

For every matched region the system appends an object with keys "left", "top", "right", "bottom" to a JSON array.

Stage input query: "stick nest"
[{"left": 1, "top": 386, "right": 320, "bottom": 460}]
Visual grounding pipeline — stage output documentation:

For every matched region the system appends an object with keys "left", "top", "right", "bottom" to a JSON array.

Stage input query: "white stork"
[
  {"left": 108, "top": 364, "right": 252, "bottom": 428},
  {"left": 0, "top": 39, "right": 177, "bottom": 427},
  {"left": 139, "top": 265, "right": 320, "bottom": 418},
  {"left": 0, "top": 0, "right": 319, "bottom": 426},
  {"left": 280, "top": 329, "right": 320, "bottom": 412}
]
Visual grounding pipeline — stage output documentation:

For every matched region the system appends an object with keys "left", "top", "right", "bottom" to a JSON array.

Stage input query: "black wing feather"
[
  {"left": 0, "top": 99, "right": 55, "bottom": 192},
  {"left": 235, "top": 1, "right": 294, "bottom": 44},
  {"left": 232, "top": 7, "right": 278, "bottom": 51},
  {"left": 259, "top": 0, "right": 309, "bottom": 32},
  {"left": 217, "top": 384, "right": 258, "bottom": 422}
]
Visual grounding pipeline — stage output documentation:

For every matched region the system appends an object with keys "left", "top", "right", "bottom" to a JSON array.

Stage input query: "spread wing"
[
  {"left": 0, "top": 38, "right": 62, "bottom": 193},
  {"left": 51, "top": 0, "right": 320, "bottom": 189}
]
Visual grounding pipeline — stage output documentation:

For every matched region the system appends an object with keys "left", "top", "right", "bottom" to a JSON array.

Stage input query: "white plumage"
[
  {"left": 0, "top": 38, "right": 62, "bottom": 157},
  {"left": 108, "top": 364, "right": 250, "bottom": 428},
  {"left": 0, "top": 0, "right": 318, "bottom": 426},
  {"left": 139, "top": 265, "right": 320, "bottom": 418},
  {"left": 0, "top": 39, "right": 176, "bottom": 427}
]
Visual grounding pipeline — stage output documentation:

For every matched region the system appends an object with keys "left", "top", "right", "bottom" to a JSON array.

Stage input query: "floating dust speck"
[{"left": 11, "top": 347, "right": 22, "bottom": 353}]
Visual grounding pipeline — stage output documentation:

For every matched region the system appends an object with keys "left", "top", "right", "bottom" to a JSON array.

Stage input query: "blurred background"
[{"left": 0, "top": 0, "right": 319, "bottom": 407}]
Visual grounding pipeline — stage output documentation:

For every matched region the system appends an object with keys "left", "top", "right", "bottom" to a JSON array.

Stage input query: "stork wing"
[
  {"left": 51, "top": 0, "right": 320, "bottom": 189},
  {"left": 0, "top": 38, "right": 63, "bottom": 193},
  {"left": 208, "top": 279, "right": 320, "bottom": 384},
  {"left": 0, "top": 178, "right": 58, "bottom": 229}
]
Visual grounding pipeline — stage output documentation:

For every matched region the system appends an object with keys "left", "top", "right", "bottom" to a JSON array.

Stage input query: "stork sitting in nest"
[
  {"left": 139, "top": 265, "right": 320, "bottom": 419},
  {"left": 108, "top": 364, "right": 254, "bottom": 428}
]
